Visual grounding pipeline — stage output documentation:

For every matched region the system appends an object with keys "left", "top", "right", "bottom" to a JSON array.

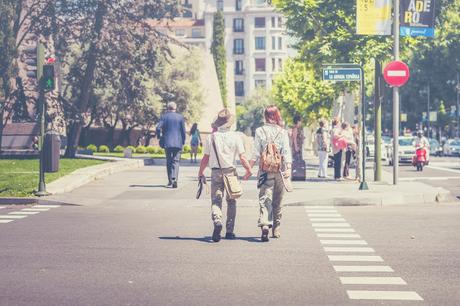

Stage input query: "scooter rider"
[{"left": 415, "top": 131, "right": 430, "bottom": 161}]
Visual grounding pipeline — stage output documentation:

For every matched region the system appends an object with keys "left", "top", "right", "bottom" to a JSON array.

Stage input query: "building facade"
[{"left": 202, "top": 0, "right": 289, "bottom": 104}]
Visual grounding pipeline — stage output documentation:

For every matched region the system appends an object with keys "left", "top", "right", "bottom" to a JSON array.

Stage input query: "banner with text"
[
  {"left": 400, "top": 0, "right": 436, "bottom": 37},
  {"left": 356, "top": 0, "right": 392, "bottom": 35}
]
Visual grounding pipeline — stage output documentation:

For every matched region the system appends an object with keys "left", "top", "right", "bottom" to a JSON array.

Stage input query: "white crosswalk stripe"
[
  {"left": 22, "top": 208, "right": 50, "bottom": 212},
  {"left": 0, "top": 220, "right": 13, "bottom": 224},
  {"left": 328, "top": 255, "right": 383, "bottom": 262},
  {"left": 347, "top": 290, "right": 423, "bottom": 301},
  {"left": 0, "top": 215, "right": 28, "bottom": 219},
  {"left": 33, "top": 205, "right": 61, "bottom": 208},
  {"left": 306, "top": 206, "right": 423, "bottom": 301},
  {"left": 340, "top": 277, "right": 407, "bottom": 285},
  {"left": 324, "top": 247, "right": 374, "bottom": 253},
  {"left": 0, "top": 205, "right": 61, "bottom": 225},
  {"left": 9, "top": 211, "right": 40, "bottom": 215}
]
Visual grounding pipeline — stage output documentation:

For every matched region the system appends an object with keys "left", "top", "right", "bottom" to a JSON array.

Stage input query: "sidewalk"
[{"left": 48, "top": 159, "right": 452, "bottom": 207}]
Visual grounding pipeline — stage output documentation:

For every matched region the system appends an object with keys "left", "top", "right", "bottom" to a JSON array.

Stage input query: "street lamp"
[{"left": 447, "top": 72, "right": 460, "bottom": 138}]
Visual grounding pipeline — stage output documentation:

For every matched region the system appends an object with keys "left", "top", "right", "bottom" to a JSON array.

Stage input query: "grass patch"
[
  {"left": 0, "top": 158, "right": 105, "bottom": 197},
  {"left": 94, "top": 152, "right": 204, "bottom": 160}
]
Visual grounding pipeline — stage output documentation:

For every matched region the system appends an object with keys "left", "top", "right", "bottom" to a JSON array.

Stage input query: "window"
[
  {"left": 255, "top": 37, "right": 266, "bottom": 50},
  {"left": 255, "top": 80, "right": 267, "bottom": 88},
  {"left": 271, "top": 36, "right": 276, "bottom": 50},
  {"left": 272, "top": 58, "right": 276, "bottom": 71},
  {"left": 271, "top": 17, "right": 276, "bottom": 28},
  {"left": 278, "top": 58, "right": 283, "bottom": 71},
  {"left": 235, "top": 0, "right": 242, "bottom": 11},
  {"left": 191, "top": 28, "right": 203, "bottom": 37},
  {"left": 233, "top": 18, "right": 244, "bottom": 32},
  {"left": 278, "top": 37, "right": 282, "bottom": 49},
  {"left": 234, "top": 39, "right": 244, "bottom": 54},
  {"left": 217, "top": 0, "right": 223, "bottom": 11},
  {"left": 235, "top": 60, "right": 244, "bottom": 75},
  {"left": 175, "top": 29, "right": 185, "bottom": 37},
  {"left": 255, "top": 58, "right": 266, "bottom": 72},
  {"left": 254, "top": 17, "right": 265, "bottom": 28},
  {"left": 235, "top": 81, "right": 245, "bottom": 96},
  {"left": 255, "top": 0, "right": 266, "bottom": 5},
  {"left": 278, "top": 17, "right": 283, "bottom": 27}
]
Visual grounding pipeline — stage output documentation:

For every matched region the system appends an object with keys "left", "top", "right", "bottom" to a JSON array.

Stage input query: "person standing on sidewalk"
[
  {"left": 156, "top": 102, "right": 186, "bottom": 188},
  {"left": 198, "top": 109, "right": 252, "bottom": 242},
  {"left": 331, "top": 118, "right": 345, "bottom": 181},
  {"left": 341, "top": 122, "right": 355, "bottom": 179},
  {"left": 245, "top": 105, "right": 292, "bottom": 242},
  {"left": 189, "top": 123, "right": 202, "bottom": 163},
  {"left": 316, "top": 119, "right": 330, "bottom": 178}
]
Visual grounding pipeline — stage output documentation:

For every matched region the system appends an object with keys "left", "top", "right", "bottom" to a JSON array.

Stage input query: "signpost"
[{"left": 323, "top": 64, "right": 368, "bottom": 191}]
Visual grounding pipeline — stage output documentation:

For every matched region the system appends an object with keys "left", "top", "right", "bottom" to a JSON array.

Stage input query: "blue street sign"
[
  {"left": 400, "top": 26, "right": 434, "bottom": 37},
  {"left": 323, "top": 68, "right": 361, "bottom": 82}
]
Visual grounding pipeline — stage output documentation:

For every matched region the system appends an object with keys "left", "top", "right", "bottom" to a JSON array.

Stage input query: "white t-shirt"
[{"left": 203, "top": 129, "right": 245, "bottom": 169}]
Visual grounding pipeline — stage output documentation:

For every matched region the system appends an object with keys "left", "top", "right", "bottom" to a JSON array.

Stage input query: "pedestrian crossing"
[
  {"left": 0, "top": 205, "right": 60, "bottom": 225},
  {"left": 306, "top": 206, "right": 424, "bottom": 302}
]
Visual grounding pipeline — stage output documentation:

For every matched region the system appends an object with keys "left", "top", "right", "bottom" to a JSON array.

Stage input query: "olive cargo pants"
[
  {"left": 258, "top": 172, "right": 285, "bottom": 228},
  {"left": 211, "top": 168, "right": 237, "bottom": 234}
]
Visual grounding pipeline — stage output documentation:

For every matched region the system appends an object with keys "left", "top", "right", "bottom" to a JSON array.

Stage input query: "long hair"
[
  {"left": 264, "top": 105, "right": 283, "bottom": 127},
  {"left": 190, "top": 123, "right": 198, "bottom": 136}
]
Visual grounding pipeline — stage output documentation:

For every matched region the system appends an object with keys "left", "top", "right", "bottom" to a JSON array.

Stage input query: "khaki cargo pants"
[
  {"left": 211, "top": 168, "right": 237, "bottom": 234},
  {"left": 258, "top": 172, "right": 285, "bottom": 229}
]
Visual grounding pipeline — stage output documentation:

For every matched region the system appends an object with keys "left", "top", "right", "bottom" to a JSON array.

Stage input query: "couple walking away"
[{"left": 198, "top": 106, "right": 292, "bottom": 243}]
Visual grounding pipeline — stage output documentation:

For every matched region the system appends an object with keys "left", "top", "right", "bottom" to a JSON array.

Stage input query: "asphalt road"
[
  {"left": 383, "top": 156, "right": 460, "bottom": 200},
  {"left": 1, "top": 164, "right": 459, "bottom": 305}
]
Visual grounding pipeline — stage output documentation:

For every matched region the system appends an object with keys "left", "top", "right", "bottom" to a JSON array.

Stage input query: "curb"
[
  {"left": 0, "top": 198, "right": 38, "bottom": 205},
  {"left": 46, "top": 158, "right": 145, "bottom": 195}
]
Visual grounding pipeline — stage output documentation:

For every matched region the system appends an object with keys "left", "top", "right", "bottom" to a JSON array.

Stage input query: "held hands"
[{"left": 243, "top": 169, "right": 252, "bottom": 181}]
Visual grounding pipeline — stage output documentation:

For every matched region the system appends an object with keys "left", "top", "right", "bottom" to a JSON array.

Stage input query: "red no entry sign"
[{"left": 383, "top": 61, "right": 410, "bottom": 87}]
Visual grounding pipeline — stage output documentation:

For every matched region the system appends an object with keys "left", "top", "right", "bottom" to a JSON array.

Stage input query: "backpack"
[{"left": 260, "top": 127, "right": 283, "bottom": 173}]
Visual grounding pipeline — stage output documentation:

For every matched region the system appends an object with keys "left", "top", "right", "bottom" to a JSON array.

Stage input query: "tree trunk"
[
  {"left": 64, "top": 2, "right": 107, "bottom": 158},
  {"left": 0, "top": 108, "right": 4, "bottom": 153}
]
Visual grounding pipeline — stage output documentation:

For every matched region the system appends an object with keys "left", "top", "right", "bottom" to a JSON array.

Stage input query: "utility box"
[{"left": 43, "top": 132, "right": 61, "bottom": 173}]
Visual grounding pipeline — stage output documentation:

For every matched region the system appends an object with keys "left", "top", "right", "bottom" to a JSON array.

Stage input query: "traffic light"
[{"left": 42, "top": 64, "right": 55, "bottom": 92}]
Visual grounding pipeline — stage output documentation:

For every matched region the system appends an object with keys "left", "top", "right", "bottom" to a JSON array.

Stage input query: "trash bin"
[{"left": 43, "top": 131, "right": 61, "bottom": 173}]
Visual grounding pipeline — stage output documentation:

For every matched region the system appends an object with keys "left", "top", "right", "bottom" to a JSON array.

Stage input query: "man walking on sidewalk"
[
  {"left": 198, "top": 109, "right": 252, "bottom": 242},
  {"left": 156, "top": 102, "right": 186, "bottom": 188}
]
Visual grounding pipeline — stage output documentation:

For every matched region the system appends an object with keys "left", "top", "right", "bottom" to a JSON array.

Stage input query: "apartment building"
[
  {"left": 201, "top": 0, "right": 289, "bottom": 104},
  {"left": 148, "top": 18, "right": 206, "bottom": 49}
]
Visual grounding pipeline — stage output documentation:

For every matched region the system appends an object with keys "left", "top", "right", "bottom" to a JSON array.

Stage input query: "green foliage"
[
  {"left": 237, "top": 88, "right": 274, "bottom": 136},
  {"left": 98, "top": 145, "right": 110, "bottom": 153},
  {"left": 183, "top": 145, "right": 191, "bottom": 153},
  {"left": 211, "top": 11, "right": 227, "bottom": 106},
  {"left": 127, "top": 146, "right": 136, "bottom": 152},
  {"left": 135, "top": 145, "right": 147, "bottom": 154},
  {"left": 157, "top": 147, "right": 165, "bottom": 155},
  {"left": 86, "top": 144, "right": 98, "bottom": 152},
  {"left": 146, "top": 146, "right": 158, "bottom": 154},
  {"left": 197, "top": 145, "right": 203, "bottom": 154},
  {"left": 272, "top": 59, "right": 335, "bottom": 125},
  {"left": 113, "top": 145, "right": 125, "bottom": 153}
]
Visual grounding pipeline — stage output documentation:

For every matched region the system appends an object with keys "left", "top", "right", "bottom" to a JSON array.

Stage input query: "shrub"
[
  {"left": 126, "top": 146, "right": 136, "bottom": 153},
  {"left": 197, "top": 145, "right": 203, "bottom": 154},
  {"left": 136, "top": 145, "right": 147, "bottom": 154},
  {"left": 86, "top": 144, "right": 97, "bottom": 153},
  {"left": 113, "top": 145, "right": 124, "bottom": 153},
  {"left": 183, "top": 145, "right": 191, "bottom": 153},
  {"left": 157, "top": 148, "right": 165, "bottom": 155},
  {"left": 146, "top": 146, "right": 158, "bottom": 154},
  {"left": 98, "top": 145, "right": 110, "bottom": 153}
]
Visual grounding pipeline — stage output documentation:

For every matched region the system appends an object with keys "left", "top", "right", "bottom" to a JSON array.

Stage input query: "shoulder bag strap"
[{"left": 211, "top": 134, "right": 224, "bottom": 174}]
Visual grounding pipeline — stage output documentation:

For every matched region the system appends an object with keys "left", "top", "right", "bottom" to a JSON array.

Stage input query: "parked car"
[
  {"left": 443, "top": 139, "right": 460, "bottom": 156},
  {"left": 365, "top": 136, "right": 388, "bottom": 161},
  {"left": 429, "top": 139, "right": 442, "bottom": 157},
  {"left": 387, "top": 136, "right": 415, "bottom": 165}
]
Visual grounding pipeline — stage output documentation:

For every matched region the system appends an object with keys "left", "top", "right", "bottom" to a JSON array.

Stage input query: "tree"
[
  {"left": 210, "top": 11, "right": 227, "bottom": 107},
  {"left": 272, "top": 59, "right": 335, "bottom": 125},
  {"left": 237, "top": 88, "right": 274, "bottom": 136}
]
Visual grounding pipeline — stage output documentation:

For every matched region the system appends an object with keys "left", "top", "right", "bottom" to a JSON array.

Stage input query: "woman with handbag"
[
  {"left": 244, "top": 106, "right": 292, "bottom": 242},
  {"left": 198, "top": 109, "right": 252, "bottom": 242}
]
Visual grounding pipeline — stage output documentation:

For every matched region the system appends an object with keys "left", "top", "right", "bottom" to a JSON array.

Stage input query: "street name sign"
[
  {"left": 323, "top": 68, "right": 362, "bottom": 82},
  {"left": 383, "top": 61, "right": 410, "bottom": 87}
]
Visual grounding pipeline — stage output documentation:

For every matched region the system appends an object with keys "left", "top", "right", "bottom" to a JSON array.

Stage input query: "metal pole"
[
  {"left": 456, "top": 71, "right": 459, "bottom": 138},
  {"left": 360, "top": 66, "right": 369, "bottom": 190},
  {"left": 374, "top": 60, "right": 382, "bottom": 181},
  {"left": 392, "top": 0, "right": 400, "bottom": 185},
  {"left": 35, "top": 42, "right": 49, "bottom": 197},
  {"left": 427, "top": 83, "right": 430, "bottom": 138}
]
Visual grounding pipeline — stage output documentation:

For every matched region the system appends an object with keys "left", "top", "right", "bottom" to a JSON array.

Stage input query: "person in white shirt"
[
  {"left": 244, "top": 105, "right": 292, "bottom": 242},
  {"left": 198, "top": 109, "right": 251, "bottom": 242},
  {"left": 415, "top": 130, "right": 430, "bottom": 161}
]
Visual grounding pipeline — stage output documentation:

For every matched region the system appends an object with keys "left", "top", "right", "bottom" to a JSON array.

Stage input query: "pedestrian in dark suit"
[{"left": 156, "top": 102, "right": 186, "bottom": 188}]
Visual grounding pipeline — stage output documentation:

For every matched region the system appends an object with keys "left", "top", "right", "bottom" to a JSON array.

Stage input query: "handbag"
[{"left": 211, "top": 135, "right": 243, "bottom": 199}]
